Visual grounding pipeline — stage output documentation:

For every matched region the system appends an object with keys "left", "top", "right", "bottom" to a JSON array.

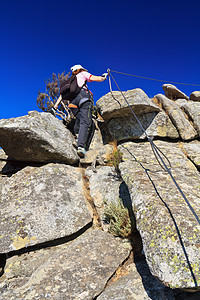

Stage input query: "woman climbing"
[{"left": 54, "top": 64, "right": 108, "bottom": 158}]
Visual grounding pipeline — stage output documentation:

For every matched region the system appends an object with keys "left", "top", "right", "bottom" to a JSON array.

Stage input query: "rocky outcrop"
[
  {"left": 118, "top": 141, "right": 200, "bottom": 289},
  {"left": 155, "top": 94, "right": 198, "bottom": 140},
  {"left": 96, "top": 88, "right": 160, "bottom": 121},
  {"left": 96, "top": 90, "right": 179, "bottom": 142},
  {"left": 107, "top": 111, "right": 179, "bottom": 141},
  {"left": 85, "top": 166, "right": 132, "bottom": 232},
  {"left": 182, "top": 101, "right": 200, "bottom": 135},
  {"left": 162, "top": 84, "right": 189, "bottom": 100},
  {"left": 1, "top": 85, "right": 200, "bottom": 299},
  {"left": 0, "top": 111, "right": 78, "bottom": 164},
  {"left": 0, "top": 163, "right": 92, "bottom": 253},
  {"left": 181, "top": 140, "right": 200, "bottom": 169},
  {"left": 190, "top": 91, "right": 200, "bottom": 102},
  {"left": 1, "top": 230, "right": 130, "bottom": 299},
  {"left": 175, "top": 98, "right": 188, "bottom": 107},
  {"left": 98, "top": 260, "right": 175, "bottom": 300}
]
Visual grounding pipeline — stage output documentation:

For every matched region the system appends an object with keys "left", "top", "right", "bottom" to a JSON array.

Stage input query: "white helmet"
[{"left": 70, "top": 64, "right": 87, "bottom": 72}]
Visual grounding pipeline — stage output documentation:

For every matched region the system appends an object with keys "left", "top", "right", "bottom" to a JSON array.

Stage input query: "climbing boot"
[{"left": 77, "top": 147, "right": 86, "bottom": 158}]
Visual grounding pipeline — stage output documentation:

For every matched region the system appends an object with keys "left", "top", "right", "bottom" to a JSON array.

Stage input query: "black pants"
[{"left": 70, "top": 89, "right": 93, "bottom": 149}]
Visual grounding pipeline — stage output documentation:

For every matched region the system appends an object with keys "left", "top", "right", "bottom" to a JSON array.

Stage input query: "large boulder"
[
  {"left": 0, "top": 163, "right": 92, "bottom": 253},
  {"left": 182, "top": 101, "right": 200, "bottom": 135},
  {"left": 0, "top": 229, "right": 130, "bottom": 299},
  {"left": 190, "top": 91, "right": 200, "bottom": 102},
  {"left": 155, "top": 94, "right": 197, "bottom": 140},
  {"left": 162, "top": 84, "right": 189, "bottom": 100},
  {"left": 96, "top": 88, "right": 160, "bottom": 121},
  {"left": 0, "top": 111, "right": 78, "bottom": 164},
  {"left": 118, "top": 141, "right": 200, "bottom": 290},
  {"left": 96, "top": 88, "right": 179, "bottom": 142}
]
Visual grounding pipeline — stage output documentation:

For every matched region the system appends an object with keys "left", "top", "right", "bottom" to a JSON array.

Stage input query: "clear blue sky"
[{"left": 1, "top": 0, "right": 200, "bottom": 119}]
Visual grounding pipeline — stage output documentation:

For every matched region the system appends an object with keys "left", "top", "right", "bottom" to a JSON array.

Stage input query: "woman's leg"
[{"left": 77, "top": 100, "right": 93, "bottom": 149}]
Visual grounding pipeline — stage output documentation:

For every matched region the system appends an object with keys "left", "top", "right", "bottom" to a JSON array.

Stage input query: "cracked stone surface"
[
  {"left": 118, "top": 140, "right": 200, "bottom": 290},
  {"left": 96, "top": 88, "right": 160, "bottom": 121},
  {"left": 0, "top": 229, "right": 131, "bottom": 299},
  {"left": 155, "top": 94, "right": 197, "bottom": 140},
  {"left": 0, "top": 163, "right": 92, "bottom": 253},
  {"left": 0, "top": 111, "right": 78, "bottom": 164}
]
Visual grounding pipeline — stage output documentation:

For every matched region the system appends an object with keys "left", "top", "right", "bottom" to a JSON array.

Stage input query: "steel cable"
[
  {"left": 107, "top": 69, "right": 200, "bottom": 226},
  {"left": 109, "top": 69, "right": 200, "bottom": 87}
]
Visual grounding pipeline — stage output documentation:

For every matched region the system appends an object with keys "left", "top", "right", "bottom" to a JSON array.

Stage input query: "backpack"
[{"left": 60, "top": 75, "right": 85, "bottom": 101}]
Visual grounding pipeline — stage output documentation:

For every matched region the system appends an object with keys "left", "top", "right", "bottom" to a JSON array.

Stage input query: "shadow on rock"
[
  {"left": 119, "top": 181, "right": 143, "bottom": 258},
  {"left": 0, "top": 158, "right": 44, "bottom": 177}
]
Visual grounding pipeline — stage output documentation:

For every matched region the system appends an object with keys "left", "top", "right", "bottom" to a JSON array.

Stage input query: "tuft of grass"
[
  {"left": 106, "top": 140, "right": 123, "bottom": 168},
  {"left": 104, "top": 198, "right": 132, "bottom": 238}
]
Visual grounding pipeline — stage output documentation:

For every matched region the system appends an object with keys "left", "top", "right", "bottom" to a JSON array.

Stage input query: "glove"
[{"left": 102, "top": 73, "right": 108, "bottom": 80}]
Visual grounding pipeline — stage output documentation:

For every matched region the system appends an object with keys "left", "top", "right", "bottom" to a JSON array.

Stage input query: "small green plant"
[
  {"left": 106, "top": 140, "right": 123, "bottom": 168},
  {"left": 104, "top": 198, "right": 132, "bottom": 238}
]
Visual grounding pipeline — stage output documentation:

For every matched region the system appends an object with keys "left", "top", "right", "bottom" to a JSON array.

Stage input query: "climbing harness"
[{"left": 107, "top": 69, "right": 200, "bottom": 226}]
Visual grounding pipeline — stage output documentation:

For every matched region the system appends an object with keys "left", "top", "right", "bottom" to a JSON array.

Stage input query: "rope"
[
  {"left": 108, "top": 74, "right": 121, "bottom": 107},
  {"left": 109, "top": 69, "right": 200, "bottom": 87},
  {"left": 109, "top": 71, "right": 171, "bottom": 172},
  {"left": 107, "top": 69, "right": 200, "bottom": 226}
]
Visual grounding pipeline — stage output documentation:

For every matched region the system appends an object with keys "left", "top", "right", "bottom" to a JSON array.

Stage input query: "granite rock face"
[
  {"left": 96, "top": 89, "right": 180, "bottom": 142},
  {"left": 98, "top": 260, "right": 175, "bottom": 300},
  {"left": 181, "top": 140, "right": 200, "bottom": 169},
  {"left": 0, "top": 163, "right": 92, "bottom": 253},
  {"left": 0, "top": 111, "right": 78, "bottom": 164},
  {"left": 85, "top": 166, "right": 133, "bottom": 231},
  {"left": 182, "top": 101, "right": 200, "bottom": 135},
  {"left": 107, "top": 111, "right": 179, "bottom": 141},
  {"left": 1, "top": 230, "right": 131, "bottom": 300},
  {"left": 1, "top": 85, "right": 200, "bottom": 298},
  {"left": 118, "top": 141, "right": 200, "bottom": 289},
  {"left": 155, "top": 94, "right": 197, "bottom": 140},
  {"left": 96, "top": 88, "right": 160, "bottom": 121}
]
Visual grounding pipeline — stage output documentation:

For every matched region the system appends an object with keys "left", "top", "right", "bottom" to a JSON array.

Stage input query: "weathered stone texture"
[
  {"left": 1, "top": 91, "right": 200, "bottom": 298},
  {"left": 162, "top": 84, "right": 189, "bottom": 100},
  {"left": 175, "top": 98, "right": 188, "bottom": 107},
  {"left": 107, "top": 111, "right": 179, "bottom": 141},
  {"left": 190, "top": 91, "right": 200, "bottom": 102},
  {"left": 182, "top": 101, "right": 200, "bottom": 135},
  {"left": 0, "top": 163, "right": 92, "bottom": 253},
  {"left": 1, "top": 230, "right": 130, "bottom": 299},
  {"left": 155, "top": 94, "right": 197, "bottom": 140},
  {"left": 0, "top": 111, "right": 78, "bottom": 164},
  {"left": 98, "top": 260, "right": 175, "bottom": 300},
  {"left": 181, "top": 141, "right": 200, "bottom": 169},
  {"left": 96, "top": 88, "right": 160, "bottom": 121},
  {"left": 119, "top": 141, "right": 200, "bottom": 290},
  {"left": 85, "top": 166, "right": 133, "bottom": 231}
]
